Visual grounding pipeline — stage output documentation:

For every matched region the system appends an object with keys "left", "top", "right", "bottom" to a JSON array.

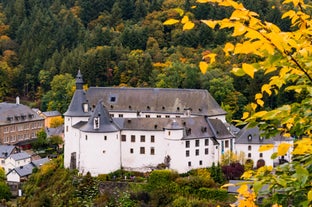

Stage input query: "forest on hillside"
[{"left": 0, "top": 0, "right": 293, "bottom": 121}]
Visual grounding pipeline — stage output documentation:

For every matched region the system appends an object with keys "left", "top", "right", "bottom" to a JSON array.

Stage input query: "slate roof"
[
  {"left": 45, "top": 125, "right": 64, "bottom": 137},
  {"left": 32, "top": 157, "right": 50, "bottom": 167},
  {"left": 42, "top": 111, "right": 61, "bottom": 117},
  {"left": 9, "top": 151, "right": 31, "bottom": 161},
  {"left": 86, "top": 87, "right": 226, "bottom": 117},
  {"left": 207, "top": 119, "right": 236, "bottom": 140},
  {"left": 10, "top": 157, "right": 50, "bottom": 177},
  {"left": 64, "top": 71, "right": 91, "bottom": 117},
  {"left": 235, "top": 126, "right": 274, "bottom": 145},
  {"left": 0, "top": 145, "right": 16, "bottom": 159},
  {"left": 0, "top": 102, "right": 43, "bottom": 125},
  {"left": 80, "top": 101, "right": 119, "bottom": 133}
]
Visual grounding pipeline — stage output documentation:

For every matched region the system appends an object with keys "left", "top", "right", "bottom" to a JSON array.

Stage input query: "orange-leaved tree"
[{"left": 165, "top": 0, "right": 312, "bottom": 206}]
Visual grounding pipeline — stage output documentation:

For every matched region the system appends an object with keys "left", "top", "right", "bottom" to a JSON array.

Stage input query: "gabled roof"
[
  {"left": 8, "top": 157, "right": 50, "bottom": 177},
  {"left": 0, "top": 102, "right": 43, "bottom": 125},
  {"left": 32, "top": 157, "right": 50, "bottom": 167},
  {"left": 9, "top": 151, "right": 31, "bottom": 161},
  {"left": 0, "top": 145, "right": 16, "bottom": 159},
  {"left": 80, "top": 101, "right": 119, "bottom": 133},
  {"left": 207, "top": 118, "right": 236, "bottom": 140},
  {"left": 45, "top": 125, "right": 64, "bottom": 137},
  {"left": 42, "top": 111, "right": 61, "bottom": 117},
  {"left": 235, "top": 126, "right": 274, "bottom": 145},
  {"left": 86, "top": 87, "right": 226, "bottom": 117}
]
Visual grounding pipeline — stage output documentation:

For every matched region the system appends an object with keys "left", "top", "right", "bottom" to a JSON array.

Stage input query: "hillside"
[{"left": 0, "top": 0, "right": 291, "bottom": 121}]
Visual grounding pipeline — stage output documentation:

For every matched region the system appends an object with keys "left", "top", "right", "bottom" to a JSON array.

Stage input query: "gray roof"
[
  {"left": 86, "top": 87, "right": 226, "bottom": 117},
  {"left": 9, "top": 157, "right": 50, "bottom": 177},
  {"left": 42, "top": 111, "right": 61, "bottom": 117},
  {"left": 0, "top": 102, "right": 43, "bottom": 125},
  {"left": 235, "top": 126, "right": 274, "bottom": 145},
  {"left": 207, "top": 119, "right": 236, "bottom": 140},
  {"left": 9, "top": 151, "right": 31, "bottom": 161},
  {"left": 80, "top": 101, "right": 119, "bottom": 133},
  {"left": 0, "top": 145, "right": 16, "bottom": 158},
  {"left": 12, "top": 163, "right": 34, "bottom": 177},
  {"left": 32, "top": 157, "right": 50, "bottom": 167},
  {"left": 45, "top": 125, "right": 64, "bottom": 137},
  {"left": 63, "top": 90, "right": 91, "bottom": 117}
]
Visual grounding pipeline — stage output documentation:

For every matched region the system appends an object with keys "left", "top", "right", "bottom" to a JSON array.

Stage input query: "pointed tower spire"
[
  {"left": 76, "top": 70, "right": 84, "bottom": 90},
  {"left": 64, "top": 70, "right": 90, "bottom": 117}
]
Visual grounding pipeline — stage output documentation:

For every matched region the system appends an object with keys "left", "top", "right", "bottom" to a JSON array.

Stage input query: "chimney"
[{"left": 16, "top": 96, "right": 20, "bottom": 105}]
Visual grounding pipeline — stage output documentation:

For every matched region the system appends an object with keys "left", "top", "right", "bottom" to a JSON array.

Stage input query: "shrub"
[{"left": 197, "top": 188, "right": 228, "bottom": 201}]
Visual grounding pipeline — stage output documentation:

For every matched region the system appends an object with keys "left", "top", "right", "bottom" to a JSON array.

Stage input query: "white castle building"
[{"left": 64, "top": 71, "right": 235, "bottom": 176}]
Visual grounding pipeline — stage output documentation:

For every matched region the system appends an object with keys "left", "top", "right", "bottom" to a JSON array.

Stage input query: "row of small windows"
[
  {"left": 121, "top": 135, "right": 155, "bottom": 143},
  {"left": 247, "top": 153, "right": 263, "bottom": 158},
  {"left": 3, "top": 133, "right": 34, "bottom": 143},
  {"left": 3, "top": 122, "right": 43, "bottom": 133},
  {"left": 129, "top": 147, "right": 155, "bottom": 155},
  {"left": 186, "top": 148, "right": 209, "bottom": 157},
  {"left": 188, "top": 160, "right": 203, "bottom": 167},
  {"left": 110, "top": 114, "right": 180, "bottom": 118},
  {"left": 6, "top": 114, "right": 35, "bottom": 122},
  {"left": 185, "top": 139, "right": 209, "bottom": 148}
]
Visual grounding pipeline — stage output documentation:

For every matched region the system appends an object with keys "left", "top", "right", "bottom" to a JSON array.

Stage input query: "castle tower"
[{"left": 64, "top": 70, "right": 91, "bottom": 170}]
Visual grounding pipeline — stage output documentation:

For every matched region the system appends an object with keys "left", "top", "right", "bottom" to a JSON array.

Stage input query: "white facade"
[{"left": 4, "top": 152, "right": 31, "bottom": 173}]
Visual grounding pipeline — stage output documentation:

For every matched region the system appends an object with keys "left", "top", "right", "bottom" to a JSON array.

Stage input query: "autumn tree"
[{"left": 191, "top": 0, "right": 312, "bottom": 206}]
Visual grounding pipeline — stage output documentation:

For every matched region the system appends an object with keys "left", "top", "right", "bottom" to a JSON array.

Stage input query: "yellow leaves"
[
  {"left": 201, "top": 20, "right": 217, "bottom": 29},
  {"left": 292, "top": 138, "right": 312, "bottom": 155},
  {"left": 163, "top": 19, "right": 179, "bottom": 25},
  {"left": 181, "top": 16, "right": 189, "bottom": 24},
  {"left": 242, "top": 63, "right": 255, "bottom": 78},
  {"left": 199, "top": 61, "right": 208, "bottom": 74},
  {"left": 308, "top": 190, "right": 312, "bottom": 202},
  {"left": 233, "top": 23, "right": 247, "bottom": 36},
  {"left": 255, "top": 93, "right": 264, "bottom": 107},
  {"left": 261, "top": 84, "right": 272, "bottom": 96},
  {"left": 277, "top": 143, "right": 292, "bottom": 156},
  {"left": 242, "top": 112, "right": 249, "bottom": 120},
  {"left": 241, "top": 170, "right": 253, "bottom": 179},
  {"left": 223, "top": 43, "right": 234, "bottom": 56},
  {"left": 183, "top": 21, "right": 195, "bottom": 30},
  {"left": 259, "top": 144, "right": 274, "bottom": 152}
]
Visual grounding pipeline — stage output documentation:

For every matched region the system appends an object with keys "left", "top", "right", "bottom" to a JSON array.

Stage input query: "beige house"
[{"left": 0, "top": 98, "right": 44, "bottom": 149}]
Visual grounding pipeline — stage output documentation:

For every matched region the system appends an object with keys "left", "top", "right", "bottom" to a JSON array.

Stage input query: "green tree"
[
  {"left": 194, "top": 0, "right": 312, "bottom": 206},
  {"left": 33, "top": 129, "right": 48, "bottom": 150}
]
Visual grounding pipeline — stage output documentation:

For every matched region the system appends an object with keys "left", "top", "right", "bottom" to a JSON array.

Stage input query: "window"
[
  {"left": 188, "top": 161, "right": 191, "bottom": 167},
  {"left": 157, "top": 115, "right": 161, "bottom": 118},
  {"left": 151, "top": 135, "right": 155, "bottom": 143},
  {"left": 150, "top": 147, "right": 155, "bottom": 155},
  {"left": 119, "top": 114, "right": 123, "bottom": 117},
  {"left": 205, "top": 148, "right": 209, "bottom": 155},
  {"left": 195, "top": 149, "right": 199, "bottom": 156},
  {"left": 140, "top": 135, "right": 145, "bottom": 142},
  {"left": 146, "top": 115, "right": 150, "bottom": 118},
  {"left": 248, "top": 153, "right": 251, "bottom": 158},
  {"left": 199, "top": 160, "right": 203, "bottom": 165},
  {"left": 260, "top": 153, "right": 263, "bottom": 158},
  {"left": 225, "top": 140, "right": 229, "bottom": 148},
  {"left": 185, "top": 141, "right": 190, "bottom": 148},
  {"left": 195, "top": 140, "right": 200, "bottom": 147},
  {"left": 186, "top": 150, "right": 190, "bottom": 157},
  {"left": 140, "top": 147, "right": 145, "bottom": 154},
  {"left": 131, "top": 135, "right": 135, "bottom": 142},
  {"left": 248, "top": 145, "right": 252, "bottom": 151},
  {"left": 130, "top": 148, "right": 134, "bottom": 154},
  {"left": 248, "top": 134, "right": 252, "bottom": 141},
  {"left": 85, "top": 135, "right": 88, "bottom": 140},
  {"left": 168, "top": 131, "right": 171, "bottom": 136},
  {"left": 66, "top": 126, "right": 68, "bottom": 132},
  {"left": 104, "top": 136, "right": 107, "bottom": 141},
  {"left": 121, "top": 135, "right": 126, "bottom": 142},
  {"left": 205, "top": 139, "right": 209, "bottom": 146},
  {"left": 110, "top": 96, "right": 116, "bottom": 102},
  {"left": 165, "top": 115, "right": 170, "bottom": 118}
]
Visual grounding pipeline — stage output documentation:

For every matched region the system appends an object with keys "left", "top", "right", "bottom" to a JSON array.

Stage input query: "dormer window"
[
  {"left": 259, "top": 136, "right": 264, "bottom": 141},
  {"left": 248, "top": 135, "right": 252, "bottom": 141},
  {"left": 147, "top": 106, "right": 150, "bottom": 110},
  {"left": 110, "top": 96, "right": 116, "bottom": 102},
  {"left": 94, "top": 117, "right": 100, "bottom": 129},
  {"left": 82, "top": 103, "right": 89, "bottom": 112}
]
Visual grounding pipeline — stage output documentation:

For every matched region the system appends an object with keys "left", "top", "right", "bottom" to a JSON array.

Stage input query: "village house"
[
  {"left": 64, "top": 71, "right": 235, "bottom": 176},
  {"left": 0, "top": 145, "right": 18, "bottom": 167},
  {"left": 3, "top": 151, "right": 31, "bottom": 174},
  {"left": 235, "top": 126, "right": 293, "bottom": 168},
  {"left": 0, "top": 98, "right": 44, "bottom": 149},
  {"left": 39, "top": 111, "right": 62, "bottom": 128}
]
